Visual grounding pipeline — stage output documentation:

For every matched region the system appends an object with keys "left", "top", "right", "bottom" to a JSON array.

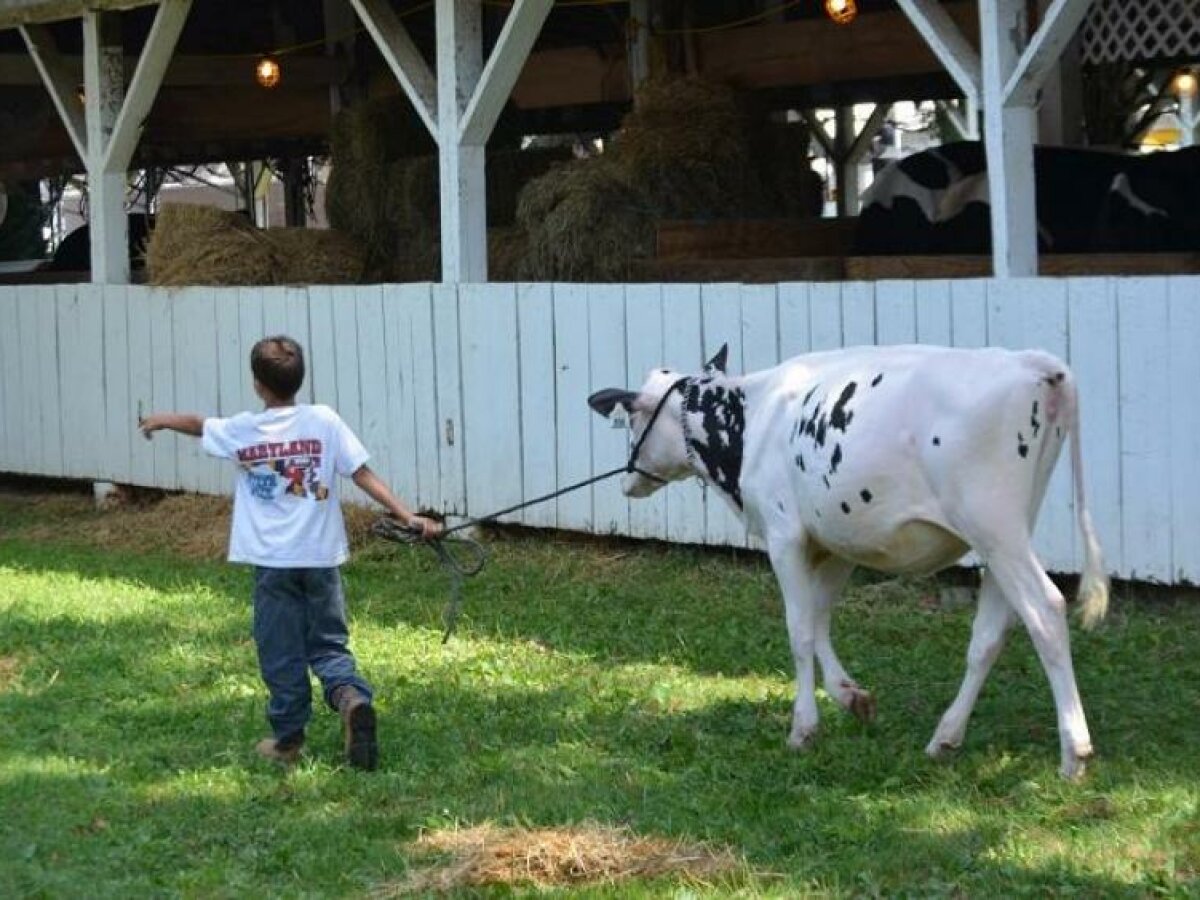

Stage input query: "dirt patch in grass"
[
  {"left": 0, "top": 655, "right": 21, "bottom": 690},
  {"left": 387, "top": 823, "right": 740, "bottom": 893}
]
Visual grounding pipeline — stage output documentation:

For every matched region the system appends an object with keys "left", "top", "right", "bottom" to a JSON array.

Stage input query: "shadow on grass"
[
  {"left": 1, "top": 677, "right": 1182, "bottom": 896},
  {"left": 3, "top": 538, "right": 1200, "bottom": 795}
]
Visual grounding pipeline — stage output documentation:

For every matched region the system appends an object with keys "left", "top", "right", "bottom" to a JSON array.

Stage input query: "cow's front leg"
[
  {"left": 767, "top": 536, "right": 823, "bottom": 749},
  {"left": 810, "top": 557, "right": 874, "bottom": 722}
]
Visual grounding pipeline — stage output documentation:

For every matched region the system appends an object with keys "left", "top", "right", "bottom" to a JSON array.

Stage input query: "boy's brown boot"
[
  {"left": 255, "top": 733, "right": 304, "bottom": 766},
  {"left": 332, "top": 686, "right": 378, "bottom": 771}
]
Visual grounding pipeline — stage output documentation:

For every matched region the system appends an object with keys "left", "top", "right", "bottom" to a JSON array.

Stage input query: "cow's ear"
[
  {"left": 588, "top": 388, "right": 639, "bottom": 418},
  {"left": 704, "top": 343, "right": 729, "bottom": 374}
]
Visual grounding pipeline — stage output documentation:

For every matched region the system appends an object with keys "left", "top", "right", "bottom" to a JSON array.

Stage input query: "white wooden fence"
[{"left": 1, "top": 277, "right": 1197, "bottom": 585}]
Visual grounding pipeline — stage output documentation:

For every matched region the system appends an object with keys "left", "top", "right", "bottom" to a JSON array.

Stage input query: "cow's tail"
[{"left": 1061, "top": 369, "right": 1109, "bottom": 630}]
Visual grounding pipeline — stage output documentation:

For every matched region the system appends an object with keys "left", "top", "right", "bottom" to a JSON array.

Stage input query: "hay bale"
[
  {"left": 145, "top": 204, "right": 366, "bottom": 287},
  {"left": 613, "top": 77, "right": 762, "bottom": 218},
  {"left": 488, "top": 227, "right": 527, "bottom": 282},
  {"left": 145, "top": 204, "right": 277, "bottom": 286},
  {"left": 328, "top": 94, "right": 434, "bottom": 167},
  {"left": 269, "top": 228, "right": 367, "bottom": 284},
  {"left": 515, "top": 157, "right": 653, "bottom": 282}
]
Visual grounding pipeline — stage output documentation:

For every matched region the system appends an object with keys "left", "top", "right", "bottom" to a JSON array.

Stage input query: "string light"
[
  {"left": 824, "top": 0, "right": 857, "bottom": 25},
  {"left": 1175, "top": 69, "right": 1198, "bottom": 98},
  {"left": 255, "top": 56, "right": 281, "bottom": 89}
]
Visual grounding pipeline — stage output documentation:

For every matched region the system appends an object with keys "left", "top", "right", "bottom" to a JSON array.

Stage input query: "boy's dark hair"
[{"left": 251, "top": 336, "right": 305, "bottom": 399}]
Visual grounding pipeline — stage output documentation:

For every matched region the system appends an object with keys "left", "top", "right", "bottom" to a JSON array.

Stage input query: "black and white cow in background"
[
  {"left": 855, "top": 141, "right": 1200, "bottom": 255},
  {"left": 589, "top": 344, "right": 1108, "bottom": 780}
]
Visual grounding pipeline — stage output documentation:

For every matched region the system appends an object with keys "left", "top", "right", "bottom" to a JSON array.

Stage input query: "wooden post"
[
  {"left": 980, "top": 0, "right": 1094, "bottom": 277},
  {"left": 355, "top": 0, "right": 551, "bottom": 281},
  {"left": 440, "top": 0, "right": 552, "bottom": 282},
  {"left": 627, "top": 0, "right": 650, "bottom": 97},
  {"left": 829, "top": 105, "right": 888, "bottom": 217},
  {"left": 65, "top": 0, "right": 191, "bottom": 284},
  {"left": 82, "top": 10, "right": 128, "bottom": 284},
  {"left": 980, "top": 0, "right": 1037, "bottom": 277},
  {"left": 436, "top": 0, "right": 485, "bottom": 283}
]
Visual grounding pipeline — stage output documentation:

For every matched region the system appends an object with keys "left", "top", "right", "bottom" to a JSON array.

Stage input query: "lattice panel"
[{"left": 1082, "top": 0, "right": 1200, "bottom": 65}]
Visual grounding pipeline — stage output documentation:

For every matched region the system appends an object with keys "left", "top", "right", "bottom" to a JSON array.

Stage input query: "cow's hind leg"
[
  {"left": 991, "top": 550, "right": 1093, "bottom": 779},
  {"left": 927, "top": 571, "right": 1013, "bottom": 757},
  {"left": 944, "top": 541, "right": 1094, "bottom": 779}
]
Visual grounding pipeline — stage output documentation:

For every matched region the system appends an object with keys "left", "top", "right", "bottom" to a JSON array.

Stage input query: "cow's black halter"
[{"left": 373, "top": 376, "right": 691, "bottom": 640}]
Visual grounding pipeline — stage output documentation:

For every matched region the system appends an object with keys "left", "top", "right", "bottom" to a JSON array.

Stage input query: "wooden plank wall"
[{"left": 0, "top": 275, "right": 1197, "bottom": 585}]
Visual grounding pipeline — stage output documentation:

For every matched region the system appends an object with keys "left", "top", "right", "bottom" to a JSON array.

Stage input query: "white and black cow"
[
  {"left": 856, "top": 140, "right": 1200, "bottom": 255},
  {"left": 589, "top": 344, "right": 1108, "bottom": 779}
]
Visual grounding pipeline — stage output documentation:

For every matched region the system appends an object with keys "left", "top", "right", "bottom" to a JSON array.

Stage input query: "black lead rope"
[{"left": 372, "top": 377, "right": 690, "bottom": 642}]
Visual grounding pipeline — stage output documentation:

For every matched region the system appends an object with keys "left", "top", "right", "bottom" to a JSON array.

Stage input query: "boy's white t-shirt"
[{"left": 201, "top": 404, "right": 370, "bottom": 568}]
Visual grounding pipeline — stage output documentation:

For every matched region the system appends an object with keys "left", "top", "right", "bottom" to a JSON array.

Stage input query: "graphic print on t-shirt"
[{"left": 236, "top": 438, "right": 331, "bottom": 501}]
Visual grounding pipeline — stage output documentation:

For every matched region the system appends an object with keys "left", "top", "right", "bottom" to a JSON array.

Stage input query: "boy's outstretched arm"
[
  {"left": 352, "top": 465, "right": 443, "bottom": 539},
  {"left": 139, "top": 413, "right": 204, "bottom": 439}
]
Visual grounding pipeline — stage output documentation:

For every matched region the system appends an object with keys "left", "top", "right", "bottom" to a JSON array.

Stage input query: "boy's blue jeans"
[{"left": 252, "top": 566, "right": 373, "bottom": 743}]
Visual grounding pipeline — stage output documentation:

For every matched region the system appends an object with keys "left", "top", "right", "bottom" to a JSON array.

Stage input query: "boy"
[{"left": 139, "top": 335, "right": 440, "bottom": 770}]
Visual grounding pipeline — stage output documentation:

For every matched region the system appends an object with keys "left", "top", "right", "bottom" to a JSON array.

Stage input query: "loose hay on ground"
[
  {"left": 11, "top": 490, "right": 379, "bottom": 561},
  {"left": 389, "top": 823, "right": 740, "bottom": 893}
]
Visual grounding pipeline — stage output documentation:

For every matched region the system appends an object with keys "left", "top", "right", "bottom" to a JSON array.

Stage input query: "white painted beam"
[
  {"left": 19, "top": 24, "right": 86, "bottom": 161},
  {"left": 458, "top": 0, "right": 553, "bottom": 146},
  {"left": 349, "top": 0, "right": 437, "bottom": 137},
  {"left": 800, "top": 109, "right": 835, "bottom": 158},
  {"left": 1005, "top": 0, "right": 1093, "bottom": 107},
  {"left": 848, "top": 103, "right": 890, "bottom": 163},
  {"left": 893, "top": 0, "right": 981, "bottom": 100},
  {"left": 437, "top": 0, "right": 486, "bottom": 282},
  {"left": 980, "top": 0, "right": 1037, "bottom": 277},
  {"left": 83, "top": 9, "right": 128, "bottom": 284},
  {"left": 103, "top": 0, "right": 191, "bottom": 173},
  {"left": 627, "top": 0, "right": 649, "bottom": 95}
]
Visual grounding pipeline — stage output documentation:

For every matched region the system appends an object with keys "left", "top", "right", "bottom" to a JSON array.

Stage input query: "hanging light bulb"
[
  {"left": 255, "top": 56, "right": 282, "bottom": 89},
  {"left": 824, "top": 0, "right": 858, "bottom": 25},
  {"left": 1174, "top": 69, "right": 1198, "bottom": 98}
]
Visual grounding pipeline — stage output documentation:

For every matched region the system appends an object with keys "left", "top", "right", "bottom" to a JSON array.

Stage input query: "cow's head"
[{"left": 587, "top": 345, "right": 728, "bottom": 497}]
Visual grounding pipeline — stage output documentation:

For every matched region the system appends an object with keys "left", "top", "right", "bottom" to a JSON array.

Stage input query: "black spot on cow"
[
  {"left": 860, "top": 488, "right": 873, "bottom": 503},
  {"left": 777, "top": 500, "right": 786, "bottom": 513},
  {"left": 682, "top": 379, "right": 746, "bottom": 508},
  {"left": 1031, "top": 399, "right": 1041, "bottom": 437},
  {"left": 840, "top": 501, "right": 851, "bottom": 515},
  {"left": 823, "top": 475, "right": 830, "bottom": 490},
  {"left": 794, "top": 453, "right": 806, "bottom": 472},
  {"left": 829, "top": 444, "right": 843, "bottom": 475},
  {"left": 802, "top": 384, "right": 820, "bottom": 407},
  {"left": 932, "top": 436, "right": 941, "bottom": 446},
  {"left": 871, "top": 373, "right": 884, "bottom": 387},
  {"left": 1017, "top": 432, "right": 1029, "bottom": 458},
  {"left": 829, "top": 382, "right": 857, "bottom": 432}
]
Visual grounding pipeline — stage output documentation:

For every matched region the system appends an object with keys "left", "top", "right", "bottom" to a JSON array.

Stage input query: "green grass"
[{"left": 1, "top": 489, "right": 1198, "bottom": 897}]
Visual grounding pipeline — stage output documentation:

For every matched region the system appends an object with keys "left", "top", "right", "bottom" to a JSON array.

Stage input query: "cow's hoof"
[
  {"left": 925, "top": 738, "right": 960, "bottom": 760},
  {"left": 788, "top": 728, "right": 818, "bottom": 751},
  {"left": 841, "top": 685, "right": 877, "bottom": 723},
  {"left": 1060, "top": 758, "right": 1088, "bottom": 781},
  {"left": 1060, "top": 747, "right": 1094, "bottom": 781}
]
